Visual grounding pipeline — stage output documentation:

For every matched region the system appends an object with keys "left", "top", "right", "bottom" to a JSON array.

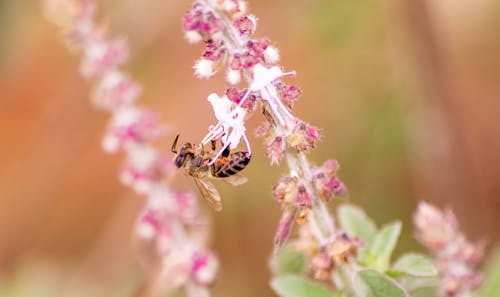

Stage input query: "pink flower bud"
[
  {"left": 255, "top": 122, "right": 271, "bottom": 138},
  {"left": 92, "top": 70, "right": 141, "bottom": 110},
  {"left": 282, "top": 85, "right": 301, "bottom": 101},
  {"left": 267, "top": 136, "right": 285, "bottom": 165},
  {"left": 202, "top": 39, "right": 225, "bottom": 61},
  {"left": 191, "top": 251, "right": 219, "bottom": 286},
  {"left": 225, "top": 87, "right": 256, "bottom": 111},
  {"left": 274, "top": 209, "right": 296, "bottom": 253},
  {"left": 81, "top": 37, "right": 128, "bottom": 78},
  {"left": 288, "top": 121, "right": 321, "bottom": 152},
  {"left": 103, "top": 108, "right": 161, "bottom": 153},
  {"left": 311, "top": 250, "right": 333, "bottom": 280},
  {"left": 295, "top": 183, "right": 312, "bottom": 209},
  {"left": 272, "top": 176, "right": 297, "bottom": 204},
  {"left": 233, "top": 16, "right": 255, "bottom": 35},
  {"left": 414, "top": 202, "right": 457, "bottom": 251}
]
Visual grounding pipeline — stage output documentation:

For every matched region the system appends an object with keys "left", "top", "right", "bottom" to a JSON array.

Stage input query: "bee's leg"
[
  {"left": 222, "top": 146, "right": 230, "bottom": 157},
  {"left": 208, "top": 141, "right": 230, "bottom": 166},
  {"left": 192, "top": 156, "right": 203, "bottom": 168},
  {"left": 201, "top": 122, "right": 223, "bottom": 145},
  {"left": 242, "top": 133, "right": 252, "bottom": 156}
]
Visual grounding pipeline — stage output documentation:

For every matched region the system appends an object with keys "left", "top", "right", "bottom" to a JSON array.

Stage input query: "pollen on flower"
[
  {"left": 194, "top": 58, "right": 216, "bottom": 78},
  {"left": 263, "top": 45, "right": 280, "bottom": 64}
]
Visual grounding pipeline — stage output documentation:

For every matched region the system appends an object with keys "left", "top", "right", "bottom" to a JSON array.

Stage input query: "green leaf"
[
  {"left": 389, "top": 253, "right": 437, "bottom": 277},
  {"left": 366, "top": 221, "right": 401, "bottom": 270},
  {"left": 338, "top": 204, "right": 377, "bottom": 245},
  {"left": 271, "top": 275, "right": 341, "bottom": 297},
  {"left": 399, "top": 276, "right": 439, "bottom": 297},
  {"left": 273, "top": 244, "right": 307, "bottom": 275},
  {"left": 356, "top": 269, "right": 409, "bottom": 297},
  {"left": 479, "top": 245, "right": 500, "bottom": 297},
  {"left": 409, "top": 286, "right": 439, "bottom": 297}
]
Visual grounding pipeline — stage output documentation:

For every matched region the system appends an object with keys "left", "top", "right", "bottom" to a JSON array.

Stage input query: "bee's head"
[{"left": 174, "top": 141, "right": 194, "bottom": 168}]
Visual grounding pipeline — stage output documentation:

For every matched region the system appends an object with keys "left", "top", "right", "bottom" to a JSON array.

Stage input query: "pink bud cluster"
[
  {"left": 45, "top": 0, "right": 218, "bottom": 295},
  {"left": 272, "top": 160, "right": 346, "bottom": 251},
  {"left": 256, "top": 119, "right": 322, "bottom": 165},
  {"left": 414, "top": 202, "right": 484, "bottom": 297},
  {"left": 296, "top": 223, "right": 364, "bottom": 280},
  {"left": 184, "top": 0, "right": 291, "bottom": 87},
  {"left": 136, "top": 189, "right": 218, "bottom": 295}
]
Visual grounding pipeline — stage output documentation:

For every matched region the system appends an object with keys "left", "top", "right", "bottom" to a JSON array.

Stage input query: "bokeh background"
[{"left": 1, "top": 0, "right": 500, "bottom": 296}]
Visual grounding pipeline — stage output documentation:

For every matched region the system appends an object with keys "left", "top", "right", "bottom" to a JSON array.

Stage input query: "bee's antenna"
[{"left": 171, "top": 134, "right": 180, "bottom": 153}]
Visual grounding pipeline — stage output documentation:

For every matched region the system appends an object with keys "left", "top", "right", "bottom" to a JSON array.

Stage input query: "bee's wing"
[
  {"left": 193, "top": 177, "right": 222, "bottom": 211},
  {"left": 223, "top": 174, "right": 248, "bottom": 186}
]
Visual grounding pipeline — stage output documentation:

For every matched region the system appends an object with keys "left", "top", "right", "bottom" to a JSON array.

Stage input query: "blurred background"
[{"left": 1, "top": 0, "right": 499, "bottom": 296}]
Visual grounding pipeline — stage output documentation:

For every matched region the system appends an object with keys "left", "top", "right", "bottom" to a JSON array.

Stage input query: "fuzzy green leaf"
[
  {"left": 356, "top": 269, "right": 409, "bottom": 297},
  {"left": 366, "top": 221, "right": 401, "bottom": 269},
  {"left": 399, "top": 276, "right": 439, "bottom": 297},
  {"left": 338, "top": 204, "right": 377, "bottom": 245},
  {"left": 273, "top": 244, "right": 307, "bottom": 275},
  {"left": 271, "top": 275, "right": 341, "bottom": 297},
  {"left": 390, "top": 253, "right": 437, "bottom": 277}
]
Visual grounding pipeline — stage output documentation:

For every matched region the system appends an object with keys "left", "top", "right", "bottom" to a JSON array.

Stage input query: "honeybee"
[{"left": 171, "top": 135, "right": 251, "bottom": 211}]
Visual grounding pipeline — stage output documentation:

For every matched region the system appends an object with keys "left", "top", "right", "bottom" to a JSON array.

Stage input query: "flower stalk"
[
  {"left": 183, "top": 0, "right": 350, "bottom": 290},
  {"left": 45, "top": 1, "right": 218, "bottom": 296}
]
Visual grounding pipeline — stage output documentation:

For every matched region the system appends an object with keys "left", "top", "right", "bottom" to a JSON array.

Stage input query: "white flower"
[
  {"left": 250, "top": 64, "right": 286, "bottom": 90},
  {"left": 207, "top": 94, "right": 247, "bottom": 151}
]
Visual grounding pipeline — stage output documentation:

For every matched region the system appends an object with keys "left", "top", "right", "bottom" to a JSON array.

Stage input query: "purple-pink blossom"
[{"left": 414, "top": 202, "right": 484, "bottom": 297}]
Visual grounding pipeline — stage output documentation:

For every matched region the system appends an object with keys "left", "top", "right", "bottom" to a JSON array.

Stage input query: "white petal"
[
  {"left": 207, "top": 94, "right": 232, "bottom": 122},
  {"left": 250, "top": 64, "right": 283, "bottom": 90}
]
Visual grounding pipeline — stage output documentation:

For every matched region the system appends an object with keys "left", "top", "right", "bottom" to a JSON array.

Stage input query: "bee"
[{"left": 171, "top": 135, "right": 251, "bottom": 211}]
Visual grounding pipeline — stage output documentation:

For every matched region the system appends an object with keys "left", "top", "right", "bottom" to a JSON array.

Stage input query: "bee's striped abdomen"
[{"left": 212, "top": 152, "right": 251, "bottom": 177}]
